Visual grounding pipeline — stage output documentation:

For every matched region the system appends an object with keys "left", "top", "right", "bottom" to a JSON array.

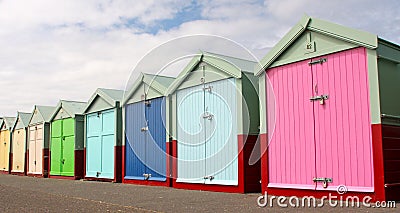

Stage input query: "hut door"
[
  {"left": 266, "top": 60, "right": 316, "bottom": 190},
  {"left": 144, "top": 97, "right": 167, "bottom": 181},
  {"left": 100, "top": 110, "right": 115, "bottom": 179},
  {"left": 125, "top": 101, "right": 147, "bottom": 180},
  {"left": 51, "top": 118, "right": 75, "bottom": 176},
  {"left": 204, "top": 78, "right": 238, "bottom": 185},
  {"left": 267, "top": 47, "right": 373, "bottom": 192},
  {"left": 0, "top": 131, "right": 6, "bottom": 170},
  {"left": 29, "top": 126, "right": 36, "bottom": 173},
  {"left": 86, "top": 113, "right": 102, "bottom": 178},
  {"left": 176, "top": 84, "right": 206, "bottom": 184},
  {"left": 86, "top": 110, "right": 115, "bottom": 179},
  {"left": 311, "top": 48, "right": 373, "bottom": 191}
]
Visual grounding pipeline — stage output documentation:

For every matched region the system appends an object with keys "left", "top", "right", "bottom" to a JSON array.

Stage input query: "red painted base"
[
  {"left": 49, "top": 175, "right": 77, "bottom": 180},
  {"left": 74, "top": 149, "right": 84, "bottom": 180},
  {"left": 171, "top": 135, "right": 261, "bottom": 193},
  {"left": 84, "top": 177, "right": 114, "bottom": 182},
  {"left": 0, "top": 171, "right": 9, "bottom": 174},
  {"left": 43, "top": 148, "right": 49, "bottom": 178},
  {"left": 10, "top": 171, "right": 25, "bottom": 176},
  {"left": 27, "top": 173, "right": 45, "bottom": 178}
]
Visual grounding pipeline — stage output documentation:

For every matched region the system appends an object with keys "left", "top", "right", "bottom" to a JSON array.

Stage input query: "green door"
[
  {"left": 62, "top": 118, "right": 75, "bottom": 176},
  {"left": 50, "top": 120, "right": 62, "bottom": 175},
  {"left": 50, "top": 118, "right": 75, "bottom": 177}
]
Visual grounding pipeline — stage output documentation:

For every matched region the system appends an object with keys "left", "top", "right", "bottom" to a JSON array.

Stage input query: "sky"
[{"left": 0, "top": 0, "right": 399, "bottom": 117}]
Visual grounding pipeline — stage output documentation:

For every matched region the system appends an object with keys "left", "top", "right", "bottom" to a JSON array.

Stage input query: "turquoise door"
[
  {"left": 204, "top": 78, "right": 238, "bottom": 185},
  {"left": 176, "top": 78, "right": 238, "bottom": 185},
  {"left": 86, "top": 109, "right": 115, "bottom": 179}
]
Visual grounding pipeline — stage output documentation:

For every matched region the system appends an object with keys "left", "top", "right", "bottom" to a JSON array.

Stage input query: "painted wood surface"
[
  {"left": 50, "top": 118, "right": 75, "bottom": 176},
  {"left": 86, "top": 109, "right": 115, "bottom": 179},
  {"left": 28, "top": 124, "right": 44, "bottom": 174},
  {"left": 11, "top": 128, "right": 26, "bottom": 172},
  {"left": 0, "top": 130, "right": 11, "bottom": 171},
  {"left": 266, "top": 47, "right": 373, "bottom": 192},
  {"left": 125, "top": 97, "right": 167, "bottom": 181},
  {"left": 176, "top": 78, "right": 238, "bottom": 185}
]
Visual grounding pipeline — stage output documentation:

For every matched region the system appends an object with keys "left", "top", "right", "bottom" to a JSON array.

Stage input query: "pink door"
[{"left": 267, "top": 47, "right": 374, "bottom": 192}]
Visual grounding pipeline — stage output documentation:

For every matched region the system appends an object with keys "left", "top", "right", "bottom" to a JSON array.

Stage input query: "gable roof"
[
  {"left": 123, "top": 72, "right": 175, "bottom": 105},
  {"left": 255, "top": 15, "right": 378, "bottom": 76},
  {"left": 49, "top": 100, "right": 87, "bottom": 121},
  {"left": 84, "top": 88, "right": 125, "bottom": 113},
  {"left": 12, "top": 112, "right": 32, "bottom": 130},
  {"left": 166, "top": 51, "right": 256, "bottom": 95},
  {"left": 1, "top": 117, "right": 16, "bottom": 130},
  {"left": 28, "top": 105, "right": 56, "bottom": 124}
]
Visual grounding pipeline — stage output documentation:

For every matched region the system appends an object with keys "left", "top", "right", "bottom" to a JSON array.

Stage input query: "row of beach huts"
[{"left": 0, "top": 16, "right": 399, "bottom": 201}]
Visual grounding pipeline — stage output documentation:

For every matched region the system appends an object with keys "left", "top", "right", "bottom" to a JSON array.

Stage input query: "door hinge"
[
  {"left": 313, "top": 177, "right": 332, "bottom": 188},
  {"left": 310, "top": 94, "right": 329, "bottom": 105},
  {"left": 309, "top": 58, "right": 327, "bottom": 65},
  {"left": 203, "top": 176, "right": 214, "bottom": 181},
  {"left": 144, "top": 100, "right": 151, "bottom": 106},
  {"left": 143, "top": 173, "right": 151, "bottom": 180},
  {"left": 203, "top": 85, "right": 213, "bottom": 93}
]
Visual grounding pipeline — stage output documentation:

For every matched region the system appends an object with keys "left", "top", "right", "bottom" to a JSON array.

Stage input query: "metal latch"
[
  {"left": 203, "top": 85, "right": 213, "bottom": 92},
  {"left": 309, "top": 58, "right": 327, "bottom": 65},
  {"left": 62, "top": 136, "right": 66, "bottom": 141},
  {"left": 313, "top": 177, "right": 332, "bottom": 188},
  {"left": 203, "top": 176, "right": 214, "bottom": 181},
  {"left": 61, "top": 159, "right": 65, "bottom": 164},
  {"left": 310, "top": 95, "right": 329, "bottom": 105},
  {"left": 202, "top": 112, "right": 214, "bottom": 120},
  {"left": 34, "top": 160, "right": 36, "bottom": 165},
  {"left": 141, "top": 126, "right": 148, "bottom": 131},
  {"left": 145, "top": 100, "right": 151, "bottom": 106},
  {"left": 96, "top": 171, "right": 101, "bottom": 178},
  {"left": 143, "top": 173, "right": 151, "bottom": 180}
]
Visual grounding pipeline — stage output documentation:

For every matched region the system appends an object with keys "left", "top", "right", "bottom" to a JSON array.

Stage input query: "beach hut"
[
  {"left": 27, "top": 105, "right": 56, "bottom": 177},
  {"left": 0, "top": 117, "right": 16, "bottom": 173},
  {"left": 10, "top": 112, "right": 32, "bottom": 175},
  {"left": 123, "top": 73, "right": 174, "bottom": 186},
  {"left": 255, "top": 15, "right": 400, "bottom": 201},
  {"left": 167, "top": 52, "right": 261, "bottom": 193},
  {"left": 83, "top": 88, "right": 124, "bottom": 182},
  {"left": 49, "top": 100, "right": 86, "bottom": 179}
]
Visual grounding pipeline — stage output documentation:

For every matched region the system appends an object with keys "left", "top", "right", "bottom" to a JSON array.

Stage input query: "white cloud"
[{"left": 0, "top": 0, "right": 399, "bottom": 116}]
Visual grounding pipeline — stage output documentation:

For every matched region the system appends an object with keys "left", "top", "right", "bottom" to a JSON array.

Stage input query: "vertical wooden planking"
[
  {"left": 28, "top": 127, "right": 36, "bottom": 173},
  {"left": 176, "top": 84, "right": 205, "bottom": 183},
  {"left": 146, "top": 97, "right": 167, "bottom": 181},
  {"left": 205, "top": 78, "right": 238, "bottom": 185},
  {"left": 314, "top": 48, "right": 373, "bottom": 191},
  {"left": 86, "top": 113, "right": 102, "bottom": 177},
  {"left": 101, "top": 109, "right": 115, "bottom": 179},
  {"left": 266, "top": 59, "right": 315, "bottom": 188},
  {"left": 124, "top": 102, "right": 146, "bottom": 179}
]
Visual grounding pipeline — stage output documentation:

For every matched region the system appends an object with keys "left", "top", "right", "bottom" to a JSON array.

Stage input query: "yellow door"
[
  {"left": 0, "top": 130, "right": 11, "bottom": 171},
  {"left": 12, "top": 129, "right": 26, "bottom": 173}
]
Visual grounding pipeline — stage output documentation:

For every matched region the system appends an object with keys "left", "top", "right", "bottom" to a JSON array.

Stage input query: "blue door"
[
  {"left": 125, "top": 101, "right": 146, "bottom": 179},
  {"left": 125, "top": 97, "right": 167, "bottom": 181},
  {"left": 86, "top": 109, "right": 115, "bottom": 179},
  {"left": 176, "top": 78, "right": 238, "bottom": 185},
  {"left": 145, "top": 97, "right": 166, "bottom": 181}
]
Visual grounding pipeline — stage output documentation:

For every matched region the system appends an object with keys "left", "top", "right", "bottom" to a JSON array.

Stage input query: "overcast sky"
[{"left": 0, "top": 0, "right": 399, "bottom": 117}]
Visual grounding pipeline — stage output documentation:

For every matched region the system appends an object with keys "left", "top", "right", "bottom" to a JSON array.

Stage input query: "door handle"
[
  {"left": 203, "top": 112, "right": 214, "bottom": 120},
  {"left": 203, "top": 176, "right": 214, "bottom": 181},
  {"left": 310, "top": 94, "right": 329, "bottom": 105},
  {"left": 61, "top": 159, "right": 65, "bottom": 164}
]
